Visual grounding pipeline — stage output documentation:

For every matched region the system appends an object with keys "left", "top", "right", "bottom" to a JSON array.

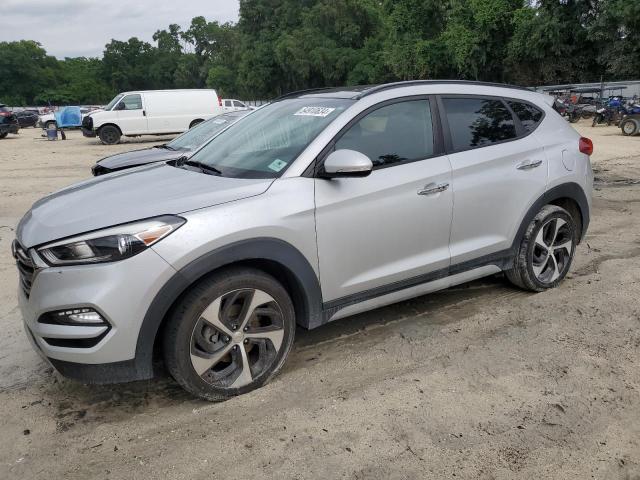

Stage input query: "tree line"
[{"left": 1, "top": 0, "right": 638, "bottom": 106}]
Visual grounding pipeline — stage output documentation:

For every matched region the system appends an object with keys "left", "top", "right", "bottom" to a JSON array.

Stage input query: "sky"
[{"left": 0, "top": 0, "right": 240, "bottom": 59}]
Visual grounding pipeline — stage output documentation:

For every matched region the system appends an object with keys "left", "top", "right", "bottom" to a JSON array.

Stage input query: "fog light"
[{"left": 41, "top": 308, "right": 108, "bottom": 326}]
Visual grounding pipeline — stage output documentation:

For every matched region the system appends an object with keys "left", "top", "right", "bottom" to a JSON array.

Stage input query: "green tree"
[{"left": 0, "top": 40, "right": 59, "bottom": 105}]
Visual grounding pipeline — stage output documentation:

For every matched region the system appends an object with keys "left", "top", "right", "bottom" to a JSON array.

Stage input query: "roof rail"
[
  {"left": 272, "top": 87, "right": 341, "bottom": 102},
  {"left": 354, "top": 80, "right": 532, "bottom": 99}
]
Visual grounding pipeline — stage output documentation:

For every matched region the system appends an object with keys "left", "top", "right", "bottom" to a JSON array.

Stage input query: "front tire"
[
  {"left": 189, "top": 119, "right": 204, "bottom": 129},
  {"left": 163, "top": 268, "right": 296, "bottom": 401},
  {"left": 98, "top": 125, "right": 121, "bottom": 145},
  {"left": 506, "top": 205, "right": 577, "bottom": 292},
  {"left": 0, "top": 132, "right": 7, "bottom": 139}
]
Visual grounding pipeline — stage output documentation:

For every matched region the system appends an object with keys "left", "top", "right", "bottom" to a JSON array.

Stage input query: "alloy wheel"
[
  {"left": 189, "top": 288, "right": 285, "bottom": 388},
  {"left": 531, "top": 217, "right": 574, "bottom": 284}
]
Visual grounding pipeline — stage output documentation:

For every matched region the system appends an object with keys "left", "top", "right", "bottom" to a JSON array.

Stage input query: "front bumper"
[
  {"left": 82, "top": 127, "right": 97, "bottom": 138},
  {"left": 17, "top": 247, "right": 177, "bottom": 381}
]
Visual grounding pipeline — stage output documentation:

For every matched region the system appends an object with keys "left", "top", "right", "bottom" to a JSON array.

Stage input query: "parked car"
[
  {"left": 91, "top": 110, "right": 250, "bottom": 176},
  {"left": 14, "top": 109, "right": 40, "bottom": 128},
  {"left": 82, "top": 89, "right": 224, "bottom": 145},
  {"left": 222, "top": 99, "right": 252, "bottom": 112},
  {"left": 13, "top": 81, "right": 593, "bottom": 401},
  {"left": 38, "top": 107, "right": 95, "bottom": 129},
  {"left": 620, "top": 114, "right": 640, "bottom": 136},
  {"left": 0, "top": 104, "right": 19, "bottom": 138}
]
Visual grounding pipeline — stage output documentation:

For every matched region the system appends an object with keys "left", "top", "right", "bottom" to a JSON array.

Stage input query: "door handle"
[
  {"left": 418, "top": 182, "right": 449, "bottom": 196},
  {"left": 516, "top": 159, "right": 543, "bottom": 170},
  {"left": 142, "top": 110, "right": 146, "bottom": 116}
]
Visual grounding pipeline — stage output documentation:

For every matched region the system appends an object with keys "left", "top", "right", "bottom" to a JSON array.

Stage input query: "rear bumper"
[
  {"left": 82, "top": 127, "right": 97, "bottom": 137},
  {"left": 1, "top": 123, "right": 19, "bottom": 134}
]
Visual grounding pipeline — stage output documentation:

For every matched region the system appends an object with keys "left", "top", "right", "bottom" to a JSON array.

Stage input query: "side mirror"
[
  {"left": 115, "top": 102, "right": 125, "bottom": 111},
  {"left": 322, "top": 149, "right": 373, "bottom": 178}
]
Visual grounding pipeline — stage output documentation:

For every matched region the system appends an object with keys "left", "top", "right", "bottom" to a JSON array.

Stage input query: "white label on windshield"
[
  {"left": 213, "top": 118, "right": 227, "bottom": 124},
  {"left": 294, "top": 106, "right": 336, "bottom": 117},
  {"left": 268, "top": 159, "right": 288, "bottom": 172}
]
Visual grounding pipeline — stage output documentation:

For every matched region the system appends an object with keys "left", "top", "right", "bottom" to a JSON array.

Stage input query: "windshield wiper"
[
  {"left": 154, "top": 144, "right": 175, "bottom": 150},
  {"left": 182, "top": 159, "right": 222, "bottom": 176}
]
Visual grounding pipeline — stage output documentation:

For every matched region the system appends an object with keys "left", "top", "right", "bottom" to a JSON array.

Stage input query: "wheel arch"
[
  {"left": 135, "top": 238, "right": 323, "bottom": 379},
  {"left": 512, "top": 183, "right": 590, "bottom": 253},
  {"left": 97, "top": 123, "right": 123, "bottom": 135},
  {"left": 189, "top": 119, "right": 204, "bottom": 128}
]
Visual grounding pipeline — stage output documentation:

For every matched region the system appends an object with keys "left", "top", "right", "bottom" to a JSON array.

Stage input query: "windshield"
[
  {"left": 104, "top": 94, "right": 124, "bottom": 111},
  {"left": 168, "top": 113, "right": 247, "bottom": 151},
  {"left": 186, "top": 98, "right": 353, "bottom": 178}
]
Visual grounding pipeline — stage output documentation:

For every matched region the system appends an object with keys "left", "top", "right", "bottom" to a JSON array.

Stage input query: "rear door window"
[
  {"left": 507, "top": 101, "right": 544, "bottom": 132},
  {"left": 442, "top": 97, "right": 517, "bottom": 151},
  {"left": 233, "top": 101, "right": 245, "bottom": 108},
  {"left": 334, "top": 100, "right": 434, "bottom": 168}
]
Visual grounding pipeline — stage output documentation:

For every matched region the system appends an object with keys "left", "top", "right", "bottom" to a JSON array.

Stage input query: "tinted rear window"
[
  {"left": 508, "top": 101, "right": 544, "bottom": 132},
  {"left": 442, "top": 98, "right": 517, "bottom": 151}
]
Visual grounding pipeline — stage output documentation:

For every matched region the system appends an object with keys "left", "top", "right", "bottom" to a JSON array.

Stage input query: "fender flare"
[
  {"left": 511, "top": 182, "right": 590, "bottom": 252},
  {"left": 131, "top": 237, "right": 323, "bottom": 379}
]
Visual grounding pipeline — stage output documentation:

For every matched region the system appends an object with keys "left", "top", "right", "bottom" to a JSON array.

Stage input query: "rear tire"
[
  {"left": 621, "top": 119, "right": 638, "bottom": 136},
  {"left": 98, "top": 125, "right": 121, "bottom": 145},
  {"left": 506, "top": 205, "right": 577, "bottom": 292},
  {"left": 0, "top": 132, "right": 8, "bottom": 139},
  {"left": 189, "top": 119, "right": 204, "bottom": 129},
  {"left": 163, "top": 267, "right": 296, "bottom": 401}
]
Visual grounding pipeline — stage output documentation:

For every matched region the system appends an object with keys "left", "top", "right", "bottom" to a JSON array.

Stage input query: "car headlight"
[{"left": 37, "top": 215, "right": 185, "bottom": 266}]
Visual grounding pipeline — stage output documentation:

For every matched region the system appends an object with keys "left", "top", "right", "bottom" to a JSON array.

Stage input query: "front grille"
[{"left": 12, "top": 240, "right": 35, "bottom": 298}]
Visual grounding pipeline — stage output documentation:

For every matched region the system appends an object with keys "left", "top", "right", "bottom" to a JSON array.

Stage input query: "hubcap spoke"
[
  {"left": 532, "top": 257, "right": 549, "bottom": 277},
  {"left": 549, "top": 254, "right": 561, "bottom": 282},
  {"left": 239, "top": 290, "right": 275, "bottom": 330},
  {"left": 230, "top": 343, "right": 253, "bottom": 388},
  {"left": 245, "top": 327, "right": 285, "bottom": 351},
  {"left": 553, "top": 239, "right": 573, "bottom": 254},
  {"left": 191, "top": 343, "right": 234, "bottom": 376},
  {"left": 551, "top": 218, "right": 566, "bottom": 245},
  {"left": 200, "top": 298, "right": 233, "bottom": 336},
  {"left": 535, "top": 228, "right": 549, "bottom": 250}
]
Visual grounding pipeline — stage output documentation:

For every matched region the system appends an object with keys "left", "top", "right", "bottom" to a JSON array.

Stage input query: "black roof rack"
[{"left": 354, "top": 80, "right": 532, "bottom": 99}]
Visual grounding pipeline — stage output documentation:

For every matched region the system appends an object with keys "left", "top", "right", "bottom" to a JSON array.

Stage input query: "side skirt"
[{"left": 322, "top": 251, "right": 512, "bottom": 324}]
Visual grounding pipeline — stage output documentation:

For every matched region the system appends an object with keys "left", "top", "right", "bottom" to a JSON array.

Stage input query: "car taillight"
[
  {"left": 0, "top": 112, "right": 10, "bottom": 117},
  {"left": 218, "top": 96, "right": 222, "bottom": 107},
  {"left": 579, "top": 137, "right": 593, "bottom": 156}
]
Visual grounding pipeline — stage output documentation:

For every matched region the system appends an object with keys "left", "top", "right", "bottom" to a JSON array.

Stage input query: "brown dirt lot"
[{"left": 0, "top": 124, "right": 639, "bottom": 479}]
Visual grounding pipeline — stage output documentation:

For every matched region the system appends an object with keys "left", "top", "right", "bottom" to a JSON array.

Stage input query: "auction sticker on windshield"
[
  {"left": 294, "top": 107, "right": 336, "bottom": 117},
  {"left": 268, "top": 159, "right": 288, "bottom": 172}
]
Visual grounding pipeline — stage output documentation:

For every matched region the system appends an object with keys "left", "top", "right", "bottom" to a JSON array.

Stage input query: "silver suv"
[{"left": 14, "top": 81, "right": 593, "bottom": 400}]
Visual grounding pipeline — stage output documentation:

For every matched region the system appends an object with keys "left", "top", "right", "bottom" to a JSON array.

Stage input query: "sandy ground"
[{"left": 0, "top": 124, "right": 638, "bottom": 479}]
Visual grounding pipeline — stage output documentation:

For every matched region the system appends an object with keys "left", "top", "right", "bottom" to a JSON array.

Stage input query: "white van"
[{"left": 82, "top": 89, "right": 223, "bottom": 144}]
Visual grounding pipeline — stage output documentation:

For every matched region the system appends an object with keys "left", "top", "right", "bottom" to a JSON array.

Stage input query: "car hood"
[
  {"left": 17, "top": 163, "right": 274, "bottom": 248},
  {"left": 96, "top": 147, "right": 186, "bottom": 171}
]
